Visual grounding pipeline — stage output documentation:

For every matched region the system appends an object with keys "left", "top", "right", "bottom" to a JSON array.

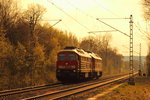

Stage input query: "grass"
[{"left": 98, "top": 76, "right": 150, "bottom": 100}]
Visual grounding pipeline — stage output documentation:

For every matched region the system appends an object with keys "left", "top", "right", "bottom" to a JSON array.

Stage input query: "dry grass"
[{"left": 98, "top": 76, "right": 150, "bottom": 100}]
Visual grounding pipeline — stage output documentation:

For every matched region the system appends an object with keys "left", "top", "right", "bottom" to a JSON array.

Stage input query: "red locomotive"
[{"left": 56, "top": 47, "right": 102, "bottom": 82}]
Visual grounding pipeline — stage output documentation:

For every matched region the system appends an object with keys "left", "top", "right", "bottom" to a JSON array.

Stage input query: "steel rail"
[
  {"left": 23, "top": 72, "right": 138, "bottom": 100},
  {"left": 0, "top": 83, "right": 62, "bottom": 97},
  {"left": 0, "top": 74, "right": 125, "bottom": 98}
]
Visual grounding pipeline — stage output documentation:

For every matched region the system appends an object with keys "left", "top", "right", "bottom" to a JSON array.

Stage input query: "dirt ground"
[{"left": 97, "top": 76, "right": 150, "bottom": 100}]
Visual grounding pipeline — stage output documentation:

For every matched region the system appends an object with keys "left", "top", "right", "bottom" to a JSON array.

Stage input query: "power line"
[
  {"left": 92, "top": 0, "right": 121, "bottom": 18},
  {"left": 64, "top": 0, "right": 124, "bottom": 35},
  {"left": 65, "top": 0, "right": 95, "bottom": 19},
  {"left": 134, "top": 22, "right": 150, "bottom": 40},
  {"left": 133, "top": 23, "right": 145, "bottom": 40},
  {"left": 88, "top": 30, "right": 116, "bottom": 33},
  {"left": 96, "top": 18, "right": 130, "bottom": 37},
  {"left": 47, "top": 0, "right": 91, "bottom": 32},
  {"left": 134, "top": 22, "right": 145, "bottom": 34},
  {"left": 64, "top": 0, "right": 100, "bottom": 33},
  {"left": 97, "top": 18, "right": 129, "bottom": 20}
]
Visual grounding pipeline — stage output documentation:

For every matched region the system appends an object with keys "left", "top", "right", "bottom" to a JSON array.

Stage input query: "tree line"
[
  {"left": 0, "top": 0, "right": 126, "bottom": 90},
  {"left": 143, "top": 0, "right": 150, "bottom": 76}
]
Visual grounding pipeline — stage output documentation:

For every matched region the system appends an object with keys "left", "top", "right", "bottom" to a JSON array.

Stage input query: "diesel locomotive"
[{"left": 56, "top": 47, "right": 102, "bottom": 82}]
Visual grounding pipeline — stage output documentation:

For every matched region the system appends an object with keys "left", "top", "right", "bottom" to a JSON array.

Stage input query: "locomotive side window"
[
  {"left": 58, "top": 54, "right": 66, "bottom": 61},
  {"left": 68, "top": 54, "right": 76, "bottom": 61}
]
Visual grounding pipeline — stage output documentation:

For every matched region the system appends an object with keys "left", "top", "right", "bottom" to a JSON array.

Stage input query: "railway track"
[
  {"left": 23, "top": 73, "right": 137, "bottom": 100},
  {"left": 0, "top": 83, "right": 62, "bottom": 99},
  {"left": 0, "top": 73, "right": 137, "bottom": 100}
]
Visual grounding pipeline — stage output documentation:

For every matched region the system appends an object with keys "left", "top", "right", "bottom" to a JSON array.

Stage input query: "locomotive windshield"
[
  {"left": 58, "top": 53, "right": 77, "bottom": 61},
  {"left": 68, "top": 54, "right": 76, "bottom": 61},
  {"left": 58, "top": 54, "right": 66, "bottom": 61}
]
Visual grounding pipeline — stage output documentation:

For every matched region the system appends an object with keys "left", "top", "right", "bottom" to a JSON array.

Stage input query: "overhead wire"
[
  {"left": 61, "top": 0, "right": 106, "bottom": 34},
  {"left": 49, "top": 0, "right": 119, "bottom": 34},
  {"left": 65, "top": 0, "right": 105, "bottom": 34},
  {"left": 92, "top": 0, "right": 121, "bottom": 18},
  {"left": 47, "top": 0, "right": 132, "bottom": 36},
  {"left": 96, "top": 18, "right": 130, "bottom": 37},
  {"left": 47, "top": 0, "right": 92, "bottom": 33},
  {"left": 65, "top": 0, "right": 127, "bottom": 34},
  {"left": 133, "top": 22, "right": 150, "bottom": 40},
  {"left": 65, "top": 0, "right": 95, "bottom": 19}
]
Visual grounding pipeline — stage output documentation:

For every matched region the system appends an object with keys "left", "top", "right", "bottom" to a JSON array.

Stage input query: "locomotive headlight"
[
  {"left": 73, "top": 70, "right": 76, "bottom": 72},
  {"left": 58, "top": 66, "right": 65, "bottom": 68},
  {"left": 71, "top": 65, "right": 76, "bottom": 69}
]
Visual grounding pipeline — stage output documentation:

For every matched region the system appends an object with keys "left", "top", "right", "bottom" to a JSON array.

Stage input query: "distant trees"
[
  {"left": 80, "top": 34, "right": 125, "bottom": 75},
  {"left": 143, "top": 0, "right": 150, "bottom": 76},
  {"left": 143, "top": 0, "right": 150, "bottom": 21}
]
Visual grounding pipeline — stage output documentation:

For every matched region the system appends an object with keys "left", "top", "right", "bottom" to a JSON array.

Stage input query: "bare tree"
[
  {"left": 143, "top": 0, "right": 150, "bottom": 21},
  {"left": 23, "top": 4, "right": 46, "bottom": 34},
  {"left": 23, "top": 4, "right": 46, "bottom": 86},
  {"left": 142, "top": 0, "right": 150, "bottom": 39},
  {"left": 80, "top": 36, "right": 98, "bottom": 52},
  {"left": 0, "top": 0, "right": 20, "bottom": 44},
  {"left": 23, "top": 4, "right": 46, "bottom": 50},
  {"left": 143, "top": 0, "right": 150, "bottom": 75},
  {"left": 101, "top": 34, "right": 112, "bottom": 69}
]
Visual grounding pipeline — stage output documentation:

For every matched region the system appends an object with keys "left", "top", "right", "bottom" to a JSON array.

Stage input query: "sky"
[{"left": 21, "top": 0, "right": 148, "bottom": 57}]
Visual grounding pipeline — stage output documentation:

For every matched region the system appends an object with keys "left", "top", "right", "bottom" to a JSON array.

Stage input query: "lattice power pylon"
[
  {"left": 128, "top": 15, "right": 135, "bottom": 85},
  {"left": 96, "top": 15, "right": 136, "bottom": 85}
]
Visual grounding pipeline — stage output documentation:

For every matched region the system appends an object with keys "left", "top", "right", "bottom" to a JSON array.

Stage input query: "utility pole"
[
  {"left": 128, "top": 15, "right": 135, "bottom": 85},
  {"left": 139, "top": 43, "right": 142, "bottom": 76},
  {"left": 29, "top": 16, "right": 34, "bottom": 86},
  {"left": 96, "top": 15, "right": 136, "bottom": 85}
]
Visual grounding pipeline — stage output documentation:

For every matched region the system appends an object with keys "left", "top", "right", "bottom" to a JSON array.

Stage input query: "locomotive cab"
[
  {"left": 56, "top": 51, "right": 79, "bottom": 81},
  {"left": 57, "top": 52, "right": 79, "bottom": 70}
]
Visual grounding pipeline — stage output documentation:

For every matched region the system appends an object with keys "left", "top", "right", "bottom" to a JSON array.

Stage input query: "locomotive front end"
[{"left": 56, "top": 51, "right": 79, "bottom": 81}]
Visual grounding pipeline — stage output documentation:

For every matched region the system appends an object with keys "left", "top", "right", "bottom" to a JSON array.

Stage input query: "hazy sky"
[{"left": 21, "top": 0, "right": 148, "bottom": 56}]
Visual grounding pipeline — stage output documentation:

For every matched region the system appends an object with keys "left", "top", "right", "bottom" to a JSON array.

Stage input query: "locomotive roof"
[
  {"left": 59, "top": 47, "right": 91, "bottom": 58},
  {"left": 88, "top": 52, "right": 102, "bottom": 60},
  {"left": 59, "top": 47, "right": 102, "bottom": 60}
]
